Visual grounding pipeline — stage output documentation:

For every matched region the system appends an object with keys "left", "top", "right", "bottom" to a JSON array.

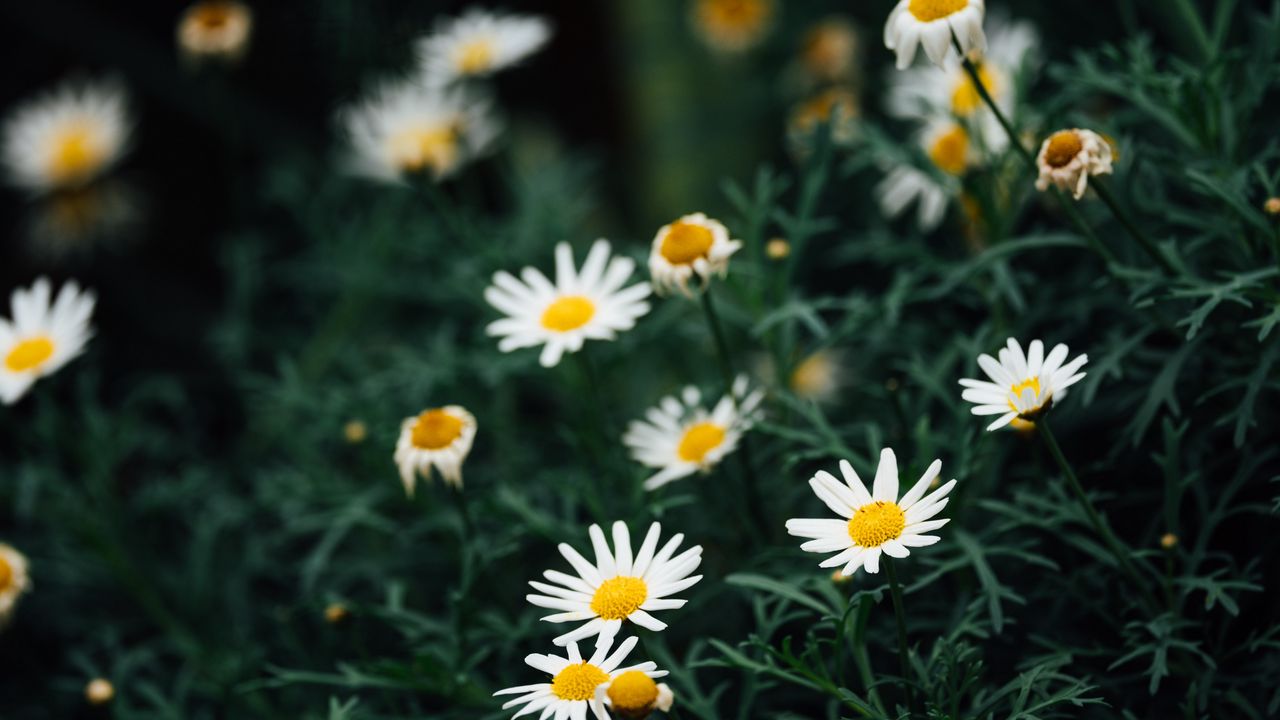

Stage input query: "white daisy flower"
[
  {"left": 485, "top": 239, "right": 652, "bottom": 368},
  {"left": 1, "top": 278, "right": 96, "bottom": 405},
  {"left": 959, "top": 337, "right": 1089, "bottom": 431},
  {"left": 393, "top": 405, "right": 477, "bottom": 495},
  {"left": 0, "top": 543, "right": 31, "bottom": 626},
  {"left": 623, "top": 375, "right": 764, "bottom": 491},
  {"left": 691, "top": 0, "right": 775, "bottom": 53},
  {"left": 875, "top": 120, "right": 969, "bottom": 231},
  {"left": 884, "top": 0, "right": 985, "bottom": 70},
  {"left": 494, "top": 635, "right": 667, "bottom": 720},
  {"left": 2, "top": 79, "right": 130, "bottom": 195},
  {"left": 597, "top": 670, "right": 674, "bottom": 720},
  {"left": 527, "top": 521, "right": 703, "bottom": 648},
  {"left": 177, "top": 1, "right": 253, "bottom": 63},
  {"left": 339, "top": 79, "right": 499, "bottom": 183},
  {"left": 786, "top": 448, "right": 956, "bottom": 576},
  {"left": 647, "top": 213, "right": 742, "bottom": 298},
  {"left": 1035, "top": 129, "right": 1114, "bottom": 200},
  {"left": 417, "top": 9, "right": 551, "bottom": 84}
]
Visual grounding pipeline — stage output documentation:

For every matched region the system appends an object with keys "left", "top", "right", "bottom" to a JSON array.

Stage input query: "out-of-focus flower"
[
  {"left": 1, "top": 278, "right": 96, "bottom": 405},
  {"left": 493, "top": 636, "right": 666, "bottom": 720},
  {"left": 884, "top": 0, "right": 986, "bottom": 70},
  {"left": 788, "top": 86, "right": 860, "bottom": 146},
  {"left": 417, "top": 9, "right": 551, "bottom": 84},
  {"left": 1161, "top": 533, "right": 1178, "bottom": 550},
  {"left": 85, "top": 679, "right": 114, "bottom": 705},
  {"left": 1265, "top": 197, "right": 1280, "bottom": 216},
  {"left": 599, "top": 670, "right": 675, "bottom": 719},
  {"left": 876, "top": 120, "right": 970, "bottom": 231},
  {"left": 393, "top": 406, "right": 477, "bottom": 495},
  {"left": 324, "top": 603, "right": 350, "bottom": 624},
  {"left": 25, "top": 179, "right": 141, "bottom": 261},
  {"left": 648, "top": 213, "right": 742, "bottom": 297},
  {"left": 343, "top": 419, "right": 367, "bottom": 444},
  {"left": 691, "top": 0, "right": 775, "bottom": 53},
  {"left": 799, "top": 18, "right": 859, "bottom": 84},
  {"left": 789, "top": 349, "right": 846, "bottom": 403},
  {"left": 0, "top": 544, "right": 30, "bottom": 625},
  {"left": 765, "top": 238, "right": 790, "bottom": 260},
  {"left": 177, "top": 1, "right": 253, "bottom": 63},
  {"left": 1035, "top": 129, "right": 1114, "bottom": 200},
  {"left": 2, "top": 79, "right": 130, "bottom": 195},
  {"left": 959, "top": 337, "right": 1088, "bottom": 431}
]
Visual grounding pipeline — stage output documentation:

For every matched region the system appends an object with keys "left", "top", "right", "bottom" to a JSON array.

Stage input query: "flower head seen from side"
[
  {"left": 177, "top": 1, "right": 253, "bottom": 63},
  {"left": 876, "top": 119, "right": 970, "bottom": 231},
  {"left": 786, "top": 449, "right": 956, "bottom": 576},
  {"left": 959, "top": 338, "right": 1088, "bottom": 431},
  {"left": 1, "top": 278, "right": 96, "bottom": 405},
  {"left": 527, "top": 521, "right": 703, "bottom": 648},
  {"left": 691, "top": 0, "right": 775, "bottom": 53},
  {"left": 648, "top": 213, "right": 742, "bottom": 298},
  {"left": 0, "top": 543, "right": 31, "bottom": 625},
  {"left": 884, "top": 0, "right": 985, "bottom": 70},
  {"left": 393, "top": 405, "right": 477, "bottom": 495},
  {"left": 623, "top": 375, "right": 764, "bottom": 491},
  {"left": 2, "top": 79, "right": 130, "bottom": 195},
  {"left": 417, "top": 9, "right": 551, "bottom": 85},
  {"left": 599, "top": 670, "right": 674, "bottom": 720},
  {"left": 1035, "top": 129, "right": 1114, "bottom": 200},
  {"left": 494, "top": 635, "right": 667, "bottom": 720},
  {"left": 485, "top": 240, "right": 651, "bottom": 368}
]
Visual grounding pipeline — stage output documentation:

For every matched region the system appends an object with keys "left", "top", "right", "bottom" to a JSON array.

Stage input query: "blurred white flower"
[
  {"left": 177, "top": 1, "right": 253, "bottom": 63},
  {"left": 393, "top": 406, "right": 477, "bottom": 495},
  {"left": 0, "top": 543, "right": 30, "bottom": 625},
  {"left": 876, "top": 119, "right": 970, "bottom": 231},
  {"left": 1035, "top": 129, "right": 1114, "bottom": 200},
  {"left": 2, "top": 78, "right": 130, "bottom": 195},
  {"left": 493, "top": 636, "right": 666, "bottom": 720},
  {"left": 884, "top": 0, "right": 985, "bottom": 70},
  {"left": 0, "top": 277, "right": 95, "bottom": 405},
  {"left": 648, "top": 213, "right": 742, "bottom": 297},
  {"left": 959, "top": 337, "right": 1089, "bottom": 430},
  {"left": 417, "top": 9, "right": 551, "bottom": 84}
]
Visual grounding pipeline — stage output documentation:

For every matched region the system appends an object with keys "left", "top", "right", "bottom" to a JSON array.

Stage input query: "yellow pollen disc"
[
  {"left": 457, "top": 39, "right": 496, "bottom": 74},
  {"left": 1044, "top": 131, "right": 1083, "bottom": 169},
  {"left": 659, "top": 221, "right": 715, "bottom": 265},
  {"left": 1008, "top": 376, "right": 1042, "bottom": 412},
  {"left": 607, "top": 670, "right": 659, "bottom": 714},
  {"left": 952, "top": 64, "right": 999, "bottom": 116},
  {"left": 50, "top": 125, "right": 104, "bottom": 185},
  {"left": 410, "top": 409, "right": 464, "bottom": 450},
  {"left": 551, "top": 662, "right": 610, "bottom": 702},
  {"left": 540, "top": 295, "right": 596, "bottom": 332},
  {"left": 5, "top": 336, "right": 56, "bottom": 373},
  {"left": 702, "top": 0, "right": 770, "bottom": 30},
  {"left": 908, "top": 0, "right": 968, "bottom": 22},
  {"left": 928, "top": 125, "right": 969, "bottom": 176},
  {"left": 193, "top": 3, "right": 233, "bottom": 29},
  {"left": 676, "top": 422, "right": 726, "bottom": 463},
  {"left": 590, "top": 576, "right": 648, "bottom": 620},
  {"left": 388, "top": 126, "right": 458, "bottom": 175},
  {"left": 847, "top": 501, "right": 906, "bottom": 548},
  {"left": 0, "top": 554, "right": 12, "bottom": 592}
]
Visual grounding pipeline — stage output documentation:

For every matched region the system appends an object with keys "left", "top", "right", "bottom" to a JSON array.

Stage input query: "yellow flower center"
[
  {"left": 1044, "top": 131, "right": 1083, "bottom": 169},
  {"left": 908, "top": 0, "right": 968, "bottom": 22},
  {"left": 928, "top": 124, "right": 969, "bottom": 176},
  {"left": 50, "top": 125, "right": 105, "bottom": 185},
  {"left": 388, "top": 126, "right": 459, "bottom": 175},
  {"left": 0, "top": 554, "right": 12, "bottom": 592},
  {"left": 540, "top": 295, "right": 596, "bottom": 332},
  {"left": 192, "top": 2, "right": 234, "bottom": 29},
  {"left": 676, "top": 422, "right": 726, "bottom": 463},
  {"left": 5, "top": 336, "right": 56, "bottom": 373},
  {"left": 590, "top": 576, "right": 648, "bottom": 620},
  {"left": 700, "top": 0, "right": 771, "bottom": 31},
  {"left": 846, "top": 501, "right": 906, "bottom": 548},
  {"left": 1008, "top": 376, "right": 1046, "bottom": 415},
  {"left": 457, "top": 39, "right": 496, "bottom": 74},
  {"left": 410, "top": 409, "right": 464, "bottom": 450},
  {"left": 952, "top": 64, "right": 999, "bottom": 116},
  {"left": 659, "top": 221, "right": 715, "bottom": 265},
  {"left": 607, "top": 670, "right": 660, "bottom": 715},
  {"left": 551, "top": 662, "right": 610, "bottom": 702}
]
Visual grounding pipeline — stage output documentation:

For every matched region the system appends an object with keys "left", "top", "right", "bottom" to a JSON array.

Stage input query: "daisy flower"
[
  {"left": 876, "top": 119, "right": 970, "bottom": 231},
  {"left": 798, "top": 17, "right": 860, "bottom": 84},
  {"left": 417, "top": 9, "right": 551, "bottom": 84},
  {"left": 959, "top": 337, "right": 1089, "bottom": 431},
  {"left": 691, "top": 0, "right": 775, "bottom": 53},
  {"left": 788, "top": 86, "right": 860, "bottom": 147},
  {"left": 786, "top": 448, "right": 956, "bottom": 576},
  {"left": 494, "top": 635, "right": 667, "bottom": 720},
  {"left": 623, "top": 375, "right": 764, "bottom": 491},
  {"left": 1035, "top": 129, "right": 1114, "bottom": 200},
  {"left": 0, "top": 543, "right": 30, "bottom": 626},
  {"left": 648, "top": 213, "right": 742, "bottom": 297},
  {"left": 177, "top": 1, "right": 253, "bottom": 63},
  {"left": 1, "top": 278, "right": 96, "bottom": 405},
  {"left": 485, "top": 239, "right": 652, "bottom": 368},
  {"left": 527, "top": 521, "right": 703, "bottom": 648},
  {"left": 393, "top": 406, "right": 477, "bottom": 495},
  {"left": 2, "top": 78, "right": 130, "bottom": 194},
  {"left": 599, "top": 670, "right": 674, "bottom": 720},
  {"left": 884, "top": 0, "right": 985, "bottom": 70}
]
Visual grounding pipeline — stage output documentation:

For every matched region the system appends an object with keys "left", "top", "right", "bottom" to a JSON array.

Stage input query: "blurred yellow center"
[
  {"left": 659, "top": 222, "right": 715, "bottom": 265},
  {"left": 1008, "top": 377, "right": 1043, "bottom": 412},
  {"left": 790, "top": 352, "right": 834, "bottom": 398},
  {"left": 0, "top": 554, "right": 12, "bottom": 592},
  {"left": 591, "top": 576, "right": 648, "bottom": 620},
  {"left": 540, "top": 295, "right": 596, "bottom": 332},
  {"left": 847, "top": 501, "right": 905, "bottom": 548},
  {"left": 193, "top": 3, "right": 233, "bottom": 29},
  {"left": 50, "top": 126, "right": 104, "bottom": 185},
  {"left": 952, "top": 64, "right": 998, "bottom": 115},
  {"left": 551, "top": 662, "right": 610, "bottom": 701},
  {"left": 702, "top": 0, "right": 770, "bottom": 30},
  {"left": 607, "top": 670, "right": 659, "bottom": 713},
  {"left": 5, "top": 337, "right": 55, "bottom": 372},
  {"left": 457, "top": 39, "right": 496, "bottom": 74},
  {"left": 928, "top": 125, "right": 969, "bottom": 176},
  {"left": 908, "top": 0, "right": 967, "bottom": 22},
  {"left": 389, "top": 126, "right": 458, "bottom": 174},
  {"left": 677, "top": 422, "right": 725, "bottom": 463},
  {"left": 1044, "top": 131, "right": 1083, "bottom": 168},
  {"left": 410, "top": 409, "right": 464, "bottom": 450}
]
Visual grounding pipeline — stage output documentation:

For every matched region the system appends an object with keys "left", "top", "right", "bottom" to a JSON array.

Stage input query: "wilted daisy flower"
[
  {"left": 876, "top": 119, "right": 969, "bottom": 231},
  {"left": 786, "top": 448, "right": 956, "bottom": 576},
  {"left": 623, "top": 375, "right": 764, "bottom": 490},
  {"left": 799, "top": 17, "right": 859, "bottom": 84},
  {"left": 0, "top": 543, "right": 30, "bottom": 625},
  {"left": 1, "top": 278, "right": 95, "bottom": 405},
  {"left": 691, "top": 0, "right": 775, "bottom": 53},
  {"left": 528, "top": 521, "right": 703, "bottom": 647},
  {"left": 599, "top": 670, "right": 675, "bottom": 720},
  {"left": 2, "top": 79, "right": 130, "bottom": 195},
  {"left": 417, "top": 8, "right": 551, "bottom": 84},
  {"left": 177, "top": 1, "right": 253, "bottom": 63},
  {"left": 393, "top": 406, "right": 477, "bottom": 495},
  {"left": 884, "top": 0, "right": 985, "bottom": 70},
  {"left": 648, "top": 213, "right": 742, "bottom": 297},
  {"left": 339, "top": 79, "right": 498, "bottom": 183},
  {"left": 1035, "top": 129, "right": 1114, "bottom": 200},
  {"left": 959, "top": 337, "right": 1088, "bottom": 430},
  {"left": 486, "top": 240, "right": 651, "bottom": 368},
  {"left": 494, "top": 635, "right": 667, "bottom": 720}
]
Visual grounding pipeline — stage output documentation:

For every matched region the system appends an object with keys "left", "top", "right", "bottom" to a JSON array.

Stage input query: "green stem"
[
  {"left": 1168, "top": 0, "right": 1214, "bottom": 61},
  {"left": 883, "top": 559, "right": 916, "bottom": 715},
  {"left": 849, "top": 593, "right": 887, "bottom": 715},
  {"left": 1091, "top": 178, "right": 1177, "bottom": 275}
]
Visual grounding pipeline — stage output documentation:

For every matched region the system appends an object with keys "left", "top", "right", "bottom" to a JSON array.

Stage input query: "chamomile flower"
[
  {"left": 788, "top": 87, "right": 860, "bottom": 147},
  {"left": 623, "top": 375, "right": 764, "bottom": 491},
  {"left": 486, "top": 240, "right": 651, "bottom": 368},
  {"left": 0, "top": 543, "right": 30, "bottom": 625},
  {"left": 786, "top": 448, "right": 956, "bottom": 576},
  {"left": 648, "top": 213, "right": 742, "bottom": 297},
  {"left": 598, "top": 671, "right": 675, "bottom": 720},
  {"left": 393, "top": 406, "right": 477, "bottom": 495},
  {"left": 884, "top": 0, "right": 985, "bottom": 70},
  {"left": 1, "top": 278, "right": 95, "bottom": 405},
  {"left": 494, "top": 635, "right": 667, "bottom": 720},
  {"left": 1035, "top": 129, "right": 1114, "bottom": 200},
  {"left": 2, "top": 79, "right": 130, "bottom": 195},
  {"left": 691, "top": 0, "right": 775, "bottom": 53},
  {"left": 876, "top": 120, "right": 970, "bottom": 231},
  {"left": 417, "top": 9, "right": 551, "bottom": 84},
  {"left": 798, "top": 18, "right": 860, "bottom": 84},
  {"left": 528, "top": 521, "right": 703, "bottom": 648},
  {"left": 959, "top": 337, "right": 1088, "bottom": 431},
  {"left": 177, "top": 1, "right": 253, "bottom": 63}
]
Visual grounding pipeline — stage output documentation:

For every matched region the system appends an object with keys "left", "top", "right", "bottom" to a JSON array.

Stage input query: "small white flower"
[
  {"left": 527, "top": 521, "right": 703, "bottom": 648},
  {"left": 393, "top": 406, "right": 477, "bottom": 495},
  {"left": 787, "top": 448, "right": 956, "bottom": 576},
  {"left": 0, "top": 543, "right": 31, "bottom": 625},
  {"left": 177, "top": 1, "right": 253, "bottom": 63},
  {"left": 485, "top": 240, "right": 651, "bottom": 368},
  {"left": 417, "top": 9, "right": 551, "bottom": 84},
  {"left": 1035, "top": 129, "right": 1114, "bottom": 200},
  {"left": 884, "top": 0, "right": 985, "bottom": 70},
  {"left": 0, "top": 277, "right": 96, "bottom": 405},
  {"left": 2, "top": 79, "right": 130, "bottom": 194},
  {"left": 623, "top": 375, "right": 764, "bottom": 491},
  {"left": 493, "top": 635, "right": 667, "bottom": 720},
  {"left": 876, "top": 120, "right": 969, "bottom": 231},
  {"left": 959, "top": 337, "right": 1089, "bottom": 431},
  {"left": 691, "top": 0, "right": 775, "bottom": 53},
  {"left": 597, "top": 669, "right": 675, "bottom": 720},
  {"left": 648, "top": 213, "right": 742, "bottom": 297}
]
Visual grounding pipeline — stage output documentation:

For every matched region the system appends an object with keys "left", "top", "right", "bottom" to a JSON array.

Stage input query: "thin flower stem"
[
  {"left": 1168, "top": 0, "right": 1214, "bottom": 61},
  {"left": 883, "top": 559, "right": 916, "bottom": 715},
  {"left": 1090, "top": 178, "right": 1178, "bottom": 275}
]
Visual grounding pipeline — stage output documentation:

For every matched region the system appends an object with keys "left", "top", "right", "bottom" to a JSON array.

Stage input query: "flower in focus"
[
  {"left": 799, "top": 17, "right": 859, "bottom": 84},
  {"left": 417, "top": 9, "right": 551, "bottom": 84},
  {"left": 789, "top": 349, "right": 846, "bottom": 403},
  {"left": 623, "top": 375, "right": 764, "bottom": 490},
  {"left": 2, "top": 79, "right": 130, "bottom": 195},
  {"left": 599, "top": 670, "right": 675, "bottom": 720},
  {"left": 959, "top": 337, "right": 1088, "bottom": 431},
  {"left": 527, "top": 521, "right": 703, "bottom": 647},
  {"left": 884, "top": 0, "right": 986, "bottom": 70},
  {"left": 786, "top": 448, "right": 956, "bottom": 575},
  {"left": 1035, "top": 129, "right": 1114, "bottom": 200},
  {"left": 876, "top": 120, "right": 970, "bottom": 231},
  {"left": 691, "top": 0, "right": 775, "bottom": 53},
  {"left": 493, "top": 635, "right": 666, "bottom": 720},
  {"left": 648, "top": 213, "right": 742, "bottom": 297},
  {"left": 1, "top": 278, "right": 96, "bottom": 405},
  {"left": 788, "top": 86, "right": 860, "bottom": 147},
  {"left": 0, "top": 543, "right": 30, "bottom": 625},
  {"left": 393, "top": 405, "right": 477, "bottom": 494},
  {"left": 177, "top": 1, "right": 253, "bottom": 63}
]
